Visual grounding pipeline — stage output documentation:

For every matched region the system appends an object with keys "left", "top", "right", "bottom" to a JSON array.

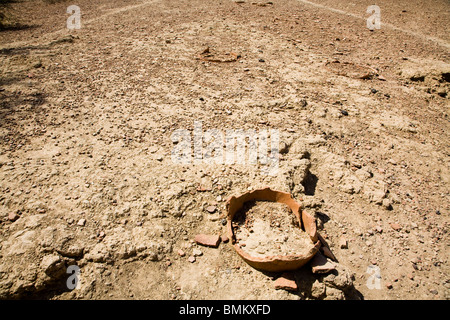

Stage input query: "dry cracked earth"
[{"left": 0, "top": 0, "right": 449, "bottom": 300}]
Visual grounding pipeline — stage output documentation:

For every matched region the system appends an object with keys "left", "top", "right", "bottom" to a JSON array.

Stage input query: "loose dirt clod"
[{"left": 233, "top": 200, "right": 315, "bottom": 258}]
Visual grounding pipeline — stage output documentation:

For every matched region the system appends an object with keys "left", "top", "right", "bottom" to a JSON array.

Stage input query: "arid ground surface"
[{"left": 0, "top": 0, "right": 449, "bottom": 300}]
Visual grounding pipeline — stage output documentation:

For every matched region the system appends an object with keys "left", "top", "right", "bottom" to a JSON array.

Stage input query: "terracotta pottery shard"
[
  {"left": 318, "top": 233, "right": 338, "bottom": 262},
  {"left": 310, "top": 252, "right": 336, "bottom": 274},
  {"left": 194, "top": 234, "right": 221, "bottom": 248},
  {"left": 226, "top": 187, "right": 320, "bottom": 272},
  {"left": 274, "top": 272, "right": 298, "bottom": 291}
]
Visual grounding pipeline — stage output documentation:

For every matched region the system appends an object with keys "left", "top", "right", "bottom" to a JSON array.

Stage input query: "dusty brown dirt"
[{"left": 0, "top": 0, "right": 449, "bottom": 300}]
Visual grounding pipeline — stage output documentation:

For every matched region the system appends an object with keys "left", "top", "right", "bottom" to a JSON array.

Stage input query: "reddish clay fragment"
[
  {"left": 310, "top": 252, "right": 336, "bottom": 274},
  {"left": 194, "top": 234, "right": 221, "bottom": 248},
  {"left": 274, "top": 273, "right": 298, "bottom": 291}
]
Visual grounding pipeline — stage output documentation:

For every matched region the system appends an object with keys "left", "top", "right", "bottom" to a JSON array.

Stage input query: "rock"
[
  {"left": 194, "top": 234, "right": 221, "bottom": 248},
  {"left": 193, "top": 248, "right": 203, "bottom": 257},
  {"left": 40, "top": 254, "right": 65, "bottom": 278},
  {"left": 115, "top": 241, "right": 136, "bottom": 260},
  {"left": 85, "top": 243, "right": 111, "bottom": 263},
  {"left": 339, "top": 237, "right": 348, "bottom": 249},
  {"left": 274, "top": 273, "right": 297, "bottom": 291},
  {"left": 188, "top": 256, "right": 196, "bottom": 263},
  {"left": 323, "top": 286, "right": 345, "bottom": 300},
  {"left": 57, "top": 245, "right": 84, "bottom": 258},
  {"left": 8, "top": 212, "right": 19, "bottom": 222},
  {"left": 339, "top": 176, "right": 363, "bottom": 194},
  {"left": 177, "top": 249, "right": 186, "bottom": 257},
  {"left": 279, "top": 141, "right": 290, "bottom": 154},
  {"left": 77, "top": 219, "right": 86, "bottom": 226},
  {"left": 310, "top": 253, "right": 336, "bottom": 273},
  {"left": 364, "top": 185, "right": 386, "bottom": 204},
  {"left": 382, "top": 198, "right": 392, "bottom": 210},
  {"left": 355, "top": 169, "right": 372, "bottom": 181},
  {"left": 321, "top": 264, "right": 354, "bottom": 292},
  {"left": 221, "top": 235, "right": 229, "bottom": 243},
  {"left": 386, "top": 282, "right": 393, "bottom": 289},
  {"left": 310, "top": 279, "right": 326, "bottom": 299},
  {"left": 390, "top": 223, "right": 401, "bottom": 231},
  {"left": 205, "top": 206, "right": 217, "bottom": 213}
]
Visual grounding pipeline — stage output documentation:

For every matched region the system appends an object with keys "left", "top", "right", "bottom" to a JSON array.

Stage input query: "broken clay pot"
[{"left": 226, "top": 187, "right": 321, "bottom": 272}]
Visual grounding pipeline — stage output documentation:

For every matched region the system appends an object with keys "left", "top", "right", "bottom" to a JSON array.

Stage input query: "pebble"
[
  {"left": 194, "top": 234, "right": 221, "bottom": 248},
  {"left": 188, "top": 256, "right": 196, "bottom": 263},
  {"left": 8, "top": 212, "right": 19, "bottom": 222},
  {"left": 382, "top": 198, "right": 392, "bottom": 210},
  {"left": 77, "top": 218, "right": 86, "bottom": 226},
  {"left": 221, "top": 235, "right": 229, "bottom": 243},
  {"left": 390, "top": 223, "right": 402, "bottom": 231},
  {"left": 177, "top": 249, "right": 186, "bottom": 257},
  {"left": 205, "top": 205, "right": 217, "bottom": 213},
  {"left": 193, "top": 248, "right": 203, "bottom": 257},
  {"left": 339, "top": 237, "right": 348, "bottom": 249}
]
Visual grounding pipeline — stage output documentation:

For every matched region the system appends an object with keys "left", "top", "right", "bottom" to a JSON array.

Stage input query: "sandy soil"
[
  {"left": 233, "top": 200, "right": 315, "bottom": 258},
  {"left": 0, "top": 0, "right": 449, "bottom": 300}
]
